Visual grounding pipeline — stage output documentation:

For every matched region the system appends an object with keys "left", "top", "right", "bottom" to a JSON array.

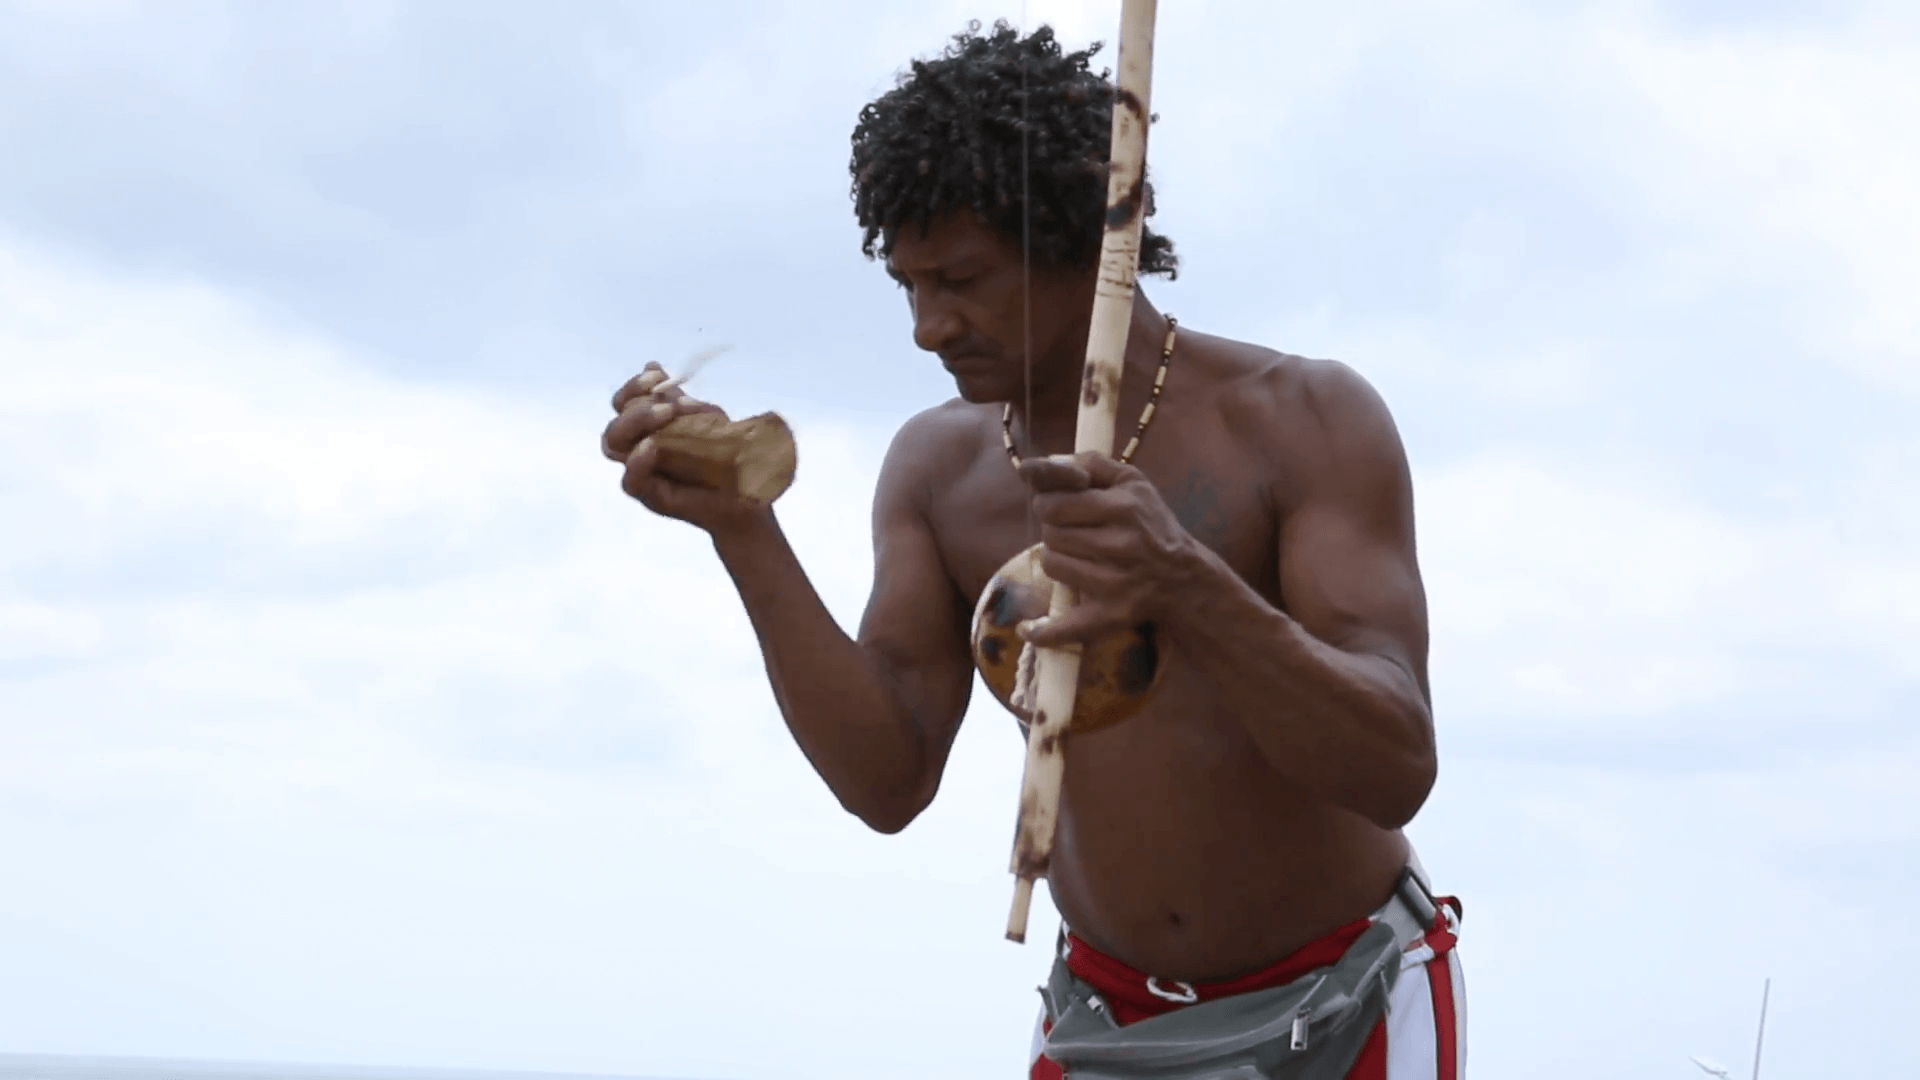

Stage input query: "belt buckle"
[{"left": 1146, "top": 976, "right": 1198, "bottom": 1004}]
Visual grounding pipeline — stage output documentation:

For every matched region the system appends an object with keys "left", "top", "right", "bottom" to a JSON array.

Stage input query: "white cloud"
[
  {"left": 0, "top": 234, "right": 1066, "bottom": 1080},
  {"left": 1419, "top": 452, "right": 1920, "bottom": 732},
  {"left": 3, "top": 234, "right": 815, "bottom": 807},
  {"left": 1412, "top": 730, "right": 1920, "bottom": 1080},
  {"left": 0, "top": 599, "right": 103, "bottom": 668},
  {"left": 1586, "top": 7, "right": 1920, "bottom": 391}
]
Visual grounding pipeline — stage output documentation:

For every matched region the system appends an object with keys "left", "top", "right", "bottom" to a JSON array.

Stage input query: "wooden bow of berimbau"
[{"left": 1000, "top": 0, "right": 1164, "bottom": 944}]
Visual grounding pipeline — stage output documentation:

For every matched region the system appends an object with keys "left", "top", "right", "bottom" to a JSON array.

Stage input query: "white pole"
[{"left": 1003, "top": 0, "right": 1162, "bottom": 944}]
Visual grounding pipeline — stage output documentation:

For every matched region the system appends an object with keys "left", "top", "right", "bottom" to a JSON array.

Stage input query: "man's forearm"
[
  {"left": 709, "top": 514, "right": 928, "bottom": 831},
  {"left": 1160, "top": 545, "right": 1436, "bottom": 829}
]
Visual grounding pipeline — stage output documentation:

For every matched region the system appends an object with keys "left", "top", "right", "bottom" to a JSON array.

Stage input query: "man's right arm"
[{"left": 709, "top": 413, "right": 974, "bottom": 834}]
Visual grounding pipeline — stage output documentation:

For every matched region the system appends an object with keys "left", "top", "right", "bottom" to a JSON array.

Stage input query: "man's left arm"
[{"left": 1161, "top": 360, "right": 1435, "bottom": 829}]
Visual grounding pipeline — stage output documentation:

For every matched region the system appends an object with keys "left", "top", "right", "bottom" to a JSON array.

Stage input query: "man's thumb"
[
  {"left": 1015, "top": 613, "right": 1089, "bottom": 650},
  {"left": 1075, "top": 451, "right": 1129, "bottom": 487}
]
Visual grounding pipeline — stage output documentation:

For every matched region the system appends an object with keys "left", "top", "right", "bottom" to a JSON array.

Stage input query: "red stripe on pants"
[
  {"left": 1030, "top": 1018, "right": 1062, "bottom": 1080},
  {"left": 1346, "top": 1017, "right": 1389, "bottom": 1079},
  {"left": 1427, "top": 951, "right": 1459, "bottom": 1080}
]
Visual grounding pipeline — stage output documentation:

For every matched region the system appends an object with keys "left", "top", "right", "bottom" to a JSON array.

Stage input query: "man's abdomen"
[{"left": 1040, "top": 699, "right": 1411, "bottom": 982}]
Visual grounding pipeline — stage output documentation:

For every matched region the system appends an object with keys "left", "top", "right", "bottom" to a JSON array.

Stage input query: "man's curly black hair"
[{"left": 849, "top": 20, "right": 1178, "bottom": 278}]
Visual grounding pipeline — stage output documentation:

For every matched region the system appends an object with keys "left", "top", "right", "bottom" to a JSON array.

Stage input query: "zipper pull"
[{"left": 1290, "top": 1007, "right": 1310, "bottom": 1051}]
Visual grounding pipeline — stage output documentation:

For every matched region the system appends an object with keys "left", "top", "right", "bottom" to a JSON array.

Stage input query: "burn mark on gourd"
[
  {"left": 1116, "top": 622, "right": 1159, "bottom": 696},
  {"left": 985, "top": 582, "right": 1019, "bottom": 628},
  {"left": 980, "top": 634, "right": 1006, "bottom": 666}
]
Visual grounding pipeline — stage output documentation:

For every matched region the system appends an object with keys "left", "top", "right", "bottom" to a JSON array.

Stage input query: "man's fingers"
[
  {"left": 1018, "top": 451, "right": 1136, "bottom": 495},
  {"left": 1017, "top": 454, "right": 1092, "bottom": 494},
  {"left": 603, "top": 396, "right": 732, "bottom": 461},
  {"left": 1039, "top": 522, "right": 1136, "bottom": 564},
  {"left": 604, "top": 398, "right": 677, "bottom": 461},
  {"left": 1017, "top": 605, "right": 1115, "bottom": 648},
  {"left": 1072, "top": 451, "right": 1131, "bottom": 488},
  {"left": 611, "top": 364, "right": 726, "bottom": 413},
  {"left": 1037, "top": 547, "right": 1131, "bottom": 596},
  {"left": 1033, "top": 488, "right": 1131, "bottom": 529},
  {"left": 621, "top": 432, "right": 761, "bottom": 521},
  {"left": 622, "top": 439, "right": 697, "bottom": 519},
  {"left": 620, "top": 437, "right": 662, "bottom": 500},
  {"left": 611, "top": 364, "right": 670, "bottom": 412}
]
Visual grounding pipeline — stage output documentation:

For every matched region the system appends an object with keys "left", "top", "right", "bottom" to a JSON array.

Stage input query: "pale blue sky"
[{"left": 1, "top": 2, "right": 1915, "bottom": 1079}]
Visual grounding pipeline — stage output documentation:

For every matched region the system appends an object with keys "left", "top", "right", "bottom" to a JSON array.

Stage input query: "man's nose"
[{"left": 911, "top": 291, "right": 964, "bottom": 354}]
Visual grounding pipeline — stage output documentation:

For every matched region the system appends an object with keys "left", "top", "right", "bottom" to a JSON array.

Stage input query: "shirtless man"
[{"left": 602, "top": 22, "right": 1464, "bottom": 1080}]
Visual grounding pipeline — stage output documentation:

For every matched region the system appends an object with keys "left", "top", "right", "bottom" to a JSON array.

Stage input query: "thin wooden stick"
[
  {"left": 654, "top": 344, "right": 732, "bottom": 393},
  {"left": 1006, "top": 0, "right": 1161, "bottom": 943}
]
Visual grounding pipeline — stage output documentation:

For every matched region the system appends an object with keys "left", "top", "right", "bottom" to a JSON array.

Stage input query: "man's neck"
[{"left": 1010, "top": 294, "right": 1171, "bottom": 460}]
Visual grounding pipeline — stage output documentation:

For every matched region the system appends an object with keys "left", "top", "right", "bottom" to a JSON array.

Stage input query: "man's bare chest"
[{"left": 927, "top": 438, "right": 1281, "bottom": 608}]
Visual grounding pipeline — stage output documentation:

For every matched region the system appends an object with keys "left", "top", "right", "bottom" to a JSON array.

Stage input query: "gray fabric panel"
[{"left": 1036, "top": 864, "right": 1443, "bottom": 1080}]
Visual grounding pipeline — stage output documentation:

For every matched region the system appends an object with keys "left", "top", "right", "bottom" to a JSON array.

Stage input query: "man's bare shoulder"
[
  {"left": 1179, "top": 333, "right": 1406, "bottom": 508},
  {"left": 1193, "top": 336, "right": 1398, "bottom": 450},
  {"left": 875, "top": 397, "right": 995, "bottom": 505}
]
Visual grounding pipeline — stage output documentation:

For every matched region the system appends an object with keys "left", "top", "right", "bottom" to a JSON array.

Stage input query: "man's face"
[{"left": 886, "top": 212, "right": 1094, "bottom": 404}]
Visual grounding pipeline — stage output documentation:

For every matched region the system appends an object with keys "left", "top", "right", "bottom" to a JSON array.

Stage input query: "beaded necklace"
[{"left": 1000, "top": 316, "right": 1177, "bottom": 468}]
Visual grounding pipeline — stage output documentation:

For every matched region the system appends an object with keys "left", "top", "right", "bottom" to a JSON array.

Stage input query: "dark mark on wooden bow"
[
  {"left": 1082, "top": 363, "right": 1105, "bottom": 406},
  {"left": 1103, "top": 88, "right": 1151, "bottom": 230}
]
